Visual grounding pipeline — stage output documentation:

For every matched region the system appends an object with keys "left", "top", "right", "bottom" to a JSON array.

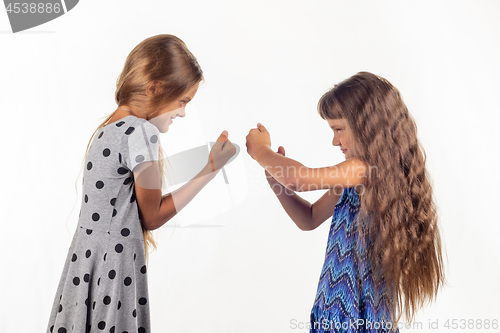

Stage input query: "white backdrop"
[{"left": 1, "top": 1, "right": 499, "bottom": 332}]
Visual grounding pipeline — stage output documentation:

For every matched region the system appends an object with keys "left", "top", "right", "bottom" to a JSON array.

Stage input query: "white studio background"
[{"left": 0, "top": 0, "right": 499, "bottom": 332}]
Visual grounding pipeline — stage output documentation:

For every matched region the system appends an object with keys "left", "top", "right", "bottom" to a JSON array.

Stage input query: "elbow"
[
  {"left": 142, "top": 210, "right": 175, "bottom": 231},
  {"left": 297, "top": 223, "right": 316, "bottom": 231},
  {"left": 141, "top": 218, "right": 159, "bottom": 231},
  {"left": 140, "top": 211, "right": 163, "bottom": 231},
  {"left": 297, "top": 225, "right": 311, "bottom": 231}
]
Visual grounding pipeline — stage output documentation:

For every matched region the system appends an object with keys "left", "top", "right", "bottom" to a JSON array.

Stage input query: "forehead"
[
  {"left": 183, "top": 83, "right": 199, "bottom": 98},
  {"left": 326, "top": 118, "right": 347, "bottom": 127}
]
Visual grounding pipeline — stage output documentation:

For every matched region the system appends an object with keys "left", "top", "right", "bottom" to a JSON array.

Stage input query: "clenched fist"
[
  {"left": 208, "top": 130, "right": 236, "bottom": 172},
  {"left": 246, "top": 123, "right": 271, "bottom": 161}
]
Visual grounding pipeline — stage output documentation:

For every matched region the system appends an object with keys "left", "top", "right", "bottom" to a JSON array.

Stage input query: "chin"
[{"left": 158, "top": 124, "right": 170, "bottom": 133}]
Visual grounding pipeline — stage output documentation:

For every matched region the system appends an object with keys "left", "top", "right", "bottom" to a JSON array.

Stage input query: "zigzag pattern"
[{"left": 310, "top": 188, "right": 398, "bottom": 333}]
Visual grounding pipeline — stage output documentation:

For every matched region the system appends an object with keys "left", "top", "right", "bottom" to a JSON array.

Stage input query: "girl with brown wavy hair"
[
  {"left": 47, "top": 34, "right": 236, "bottom": 333},
  {"left": 246, "top": 71, "right": 445, "bottom": 332}
]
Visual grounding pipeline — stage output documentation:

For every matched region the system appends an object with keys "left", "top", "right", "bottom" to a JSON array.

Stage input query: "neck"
[{"left": 117, "top": 108, "right": 133, "bottom": 115}]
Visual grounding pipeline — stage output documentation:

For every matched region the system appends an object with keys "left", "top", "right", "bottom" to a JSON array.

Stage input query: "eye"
[{"left": 180, "top": 100, "right": 187, "bottom": 106}]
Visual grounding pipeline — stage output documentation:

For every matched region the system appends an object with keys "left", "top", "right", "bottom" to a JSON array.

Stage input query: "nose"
[
  {"left": 177, "top": 107, "right": 186, "bottom": 118},
  {"left": 332, "top": 133, "right": 340, "bottom": 147}
]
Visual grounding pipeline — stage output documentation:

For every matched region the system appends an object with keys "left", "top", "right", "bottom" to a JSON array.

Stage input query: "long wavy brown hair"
[
  {"left": 75, "top": 34, "right": 203, "bottom": 264},
  {"left": 318, "top": 71, "right": 445, "bottom": 326}
]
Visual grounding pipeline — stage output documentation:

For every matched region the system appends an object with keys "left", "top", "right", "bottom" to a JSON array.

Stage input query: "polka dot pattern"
[
  {"left": 47, "top": 116, "right": 154, "bottom": 332},
  {"left": 117, "top": 167, "right": 128, "bottom": 175},
  {"left": 124, "top": 277, "right": 132, "bottom": 286}
]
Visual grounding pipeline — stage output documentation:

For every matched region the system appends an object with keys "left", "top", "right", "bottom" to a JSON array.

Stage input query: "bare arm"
[
  {"left": 134, "top": 162, "right": 218, "bottom": 230},
  {"left": 271, "top": 185, "right": 341, "bottom": 231},
  {"left": 264, "top": 146, "right": 342, "bottom": 230},
  {"left": 134, "top": 131, "right": 236, "bottom": 230},
  {"left": 257, "top": 146, "right": 368, "bottom": 192},
  {"left": 246, "top": 124, "right": 369, "bottom": 192}
]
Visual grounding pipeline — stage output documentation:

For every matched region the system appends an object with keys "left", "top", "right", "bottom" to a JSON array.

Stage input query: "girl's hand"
[
  {"left": 246, "top": 123, "right": 271, "bottom": 161},
  {"left": 208, "top": 131, "right": 237, "bottom": 172}
]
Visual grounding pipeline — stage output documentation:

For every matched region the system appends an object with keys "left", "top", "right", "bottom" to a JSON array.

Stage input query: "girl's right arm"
[
  {"left": 134, "top": 131, "right": 236, "bottom": 230},
  {"left": 266, "top": 146, "right": 342, "bottom": 231}
]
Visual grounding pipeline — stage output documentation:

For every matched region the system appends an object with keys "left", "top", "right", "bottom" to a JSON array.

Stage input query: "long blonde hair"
[
  {"left": 76, "top": 34, "right": 203, "bottom": 264},
  {"left": 318, "top": 72, "right": 446, "bottom": 326}
]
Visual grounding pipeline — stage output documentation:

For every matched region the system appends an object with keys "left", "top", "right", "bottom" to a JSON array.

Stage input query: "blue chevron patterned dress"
[{"left": 310, "top": 187, "right": 398, "bottom": 333}]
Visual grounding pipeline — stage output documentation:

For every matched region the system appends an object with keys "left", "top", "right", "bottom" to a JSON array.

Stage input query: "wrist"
[
  {"left": 255, "top": 145, "right": 273, "bottom": 164},
  {"left": 204, "top": 161, "right": 219, "bottom": 176}
]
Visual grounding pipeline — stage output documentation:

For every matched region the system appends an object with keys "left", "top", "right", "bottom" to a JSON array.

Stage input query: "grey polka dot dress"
[{"left": 47, "top": 115, "right": 160, "bottom": 333}]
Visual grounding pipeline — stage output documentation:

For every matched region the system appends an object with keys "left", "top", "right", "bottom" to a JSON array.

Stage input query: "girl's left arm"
[
  {"left": 255, "top": 148, "right": 368, "bottom": 191},
  {"left": 246, "top": 124, "right": 369, "bottom": 191}
]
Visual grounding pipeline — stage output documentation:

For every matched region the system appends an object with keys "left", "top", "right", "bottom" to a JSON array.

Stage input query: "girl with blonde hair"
[{"left": 47, "top": 34, "right": 235, "bottom": 333}]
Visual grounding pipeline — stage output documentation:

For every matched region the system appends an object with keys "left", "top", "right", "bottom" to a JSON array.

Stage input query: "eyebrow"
[{"left": 182, "top": 97, "right": 192, "bottom": 102}]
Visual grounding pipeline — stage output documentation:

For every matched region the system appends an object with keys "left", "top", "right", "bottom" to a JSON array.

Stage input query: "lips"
[{"left": 341, "top": 149, "right": 347, "bottom": 153}]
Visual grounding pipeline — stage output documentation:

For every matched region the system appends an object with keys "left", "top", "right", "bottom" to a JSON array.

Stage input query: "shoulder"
[
  {"left": 123, "top": 118, "right": 160, "bottom": 145},
  {"left": 128, "top": 117, "right": 160, "bottom": 133},
  {"left": 338, "top": 157, "right": 369, "bottom": 173},
  {"left": 347, "top": 157, "right": 368, "bottom": 167},
  {"left": 339, "top": 157, "right": 370, "bottom": 185}
]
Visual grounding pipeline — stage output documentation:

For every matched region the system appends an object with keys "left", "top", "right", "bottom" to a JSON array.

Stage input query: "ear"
[{"left": 145, "top": 81, "right": 161, "bottom": 97}]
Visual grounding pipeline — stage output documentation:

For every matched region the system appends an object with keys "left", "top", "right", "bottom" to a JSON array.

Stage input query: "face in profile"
[
  {"left": 326, "top": 118, "right": 356, "bottom": 159},
  {"left": 149, "top": 83, "right": 199, "bottom": 133}
]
